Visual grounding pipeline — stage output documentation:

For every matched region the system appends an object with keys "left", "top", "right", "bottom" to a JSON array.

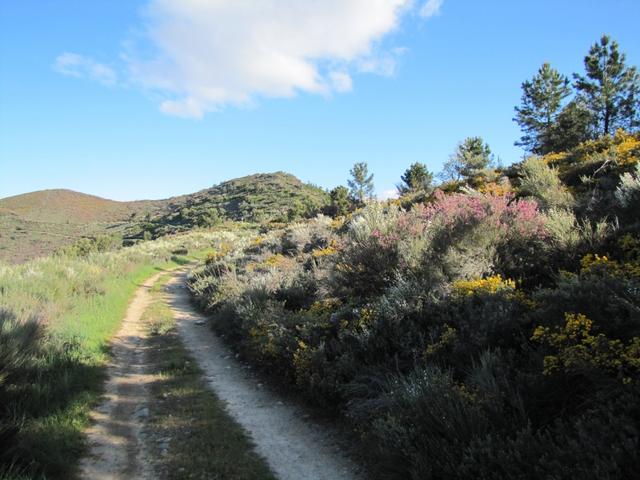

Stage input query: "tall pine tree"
[
  {"left": 574, "top": 35, "right": 640, "bottom": 135},
  {"left": 348, "top": 162, "right": 375, "bottom": 204},
  {"left": 514, "top": 63, "right": 572, "bottom": 154}
]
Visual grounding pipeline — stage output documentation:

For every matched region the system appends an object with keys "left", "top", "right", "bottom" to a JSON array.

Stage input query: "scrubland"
[{"left": 188, "top": 132, "right": 640, "bottom": 479}]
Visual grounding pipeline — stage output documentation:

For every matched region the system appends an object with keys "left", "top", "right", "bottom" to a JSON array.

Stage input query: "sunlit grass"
[{"left": 0, "top": 231, "right": 246, "bottom": 479}]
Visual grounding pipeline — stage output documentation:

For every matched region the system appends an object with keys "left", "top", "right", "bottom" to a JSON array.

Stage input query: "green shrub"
[
  {"left": 517, "top": 156, "right": 574, "bottom": 211},
  {"left": 362, "top": 366, "right": 494, "bottom": 479},
  {"left": 531, "top": 260, "right": 640, "bottom": 340},
  {"left": 459, "top": 391, "right": 640, "bottom": 480},
  {"left": 274, "top": 271, "right": 318, "bottom": 311},
  {"left": 58, "top": 234, "right": 123, "bottom": 257},
  {"left": 184, "top": 160, "right": 640, "bottom": 480},
  {"left": 616, "top": 162, "right": 640, "bottom": 211}
]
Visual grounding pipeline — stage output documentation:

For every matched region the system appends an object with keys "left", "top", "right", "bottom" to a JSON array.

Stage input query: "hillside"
[
  {"left": 0, "top": 189, "right": 161, "bottom": 224},
  {"left": 136, "top": 172, "right": 329, "bottom": 237},
  {"left": 0, "top": 173, "right": 329, "bottom": 263},
  {"left": 0, "top": 189, "right": 163, "bottom": 263}
]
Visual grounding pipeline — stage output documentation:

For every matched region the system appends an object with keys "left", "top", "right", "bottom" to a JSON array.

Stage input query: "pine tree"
[
  {"left": 547, "top": 99, "right": 593, "bottom": 152},
  {"left": 328, "top": 186, "right": 351, "bottom": 217},
  {"left": 574, "top": 35, "right": 640, "bottom": 135},
  {"left": 442, "top": 137, "right": 493, "bottom": 182},
  {"left": 514, "top": 63, "right": 572, "bottom": 154},
  {"left": 348, "top": 162, "right": 375, "bottom": 204},
  {"left": 398, "top": 162, "right": 434, "bottom": 194}
]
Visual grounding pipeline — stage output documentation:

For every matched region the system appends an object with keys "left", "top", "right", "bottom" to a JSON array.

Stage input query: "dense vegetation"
[
  {"left": 187, "top": 37, "right": 640, "bottom": 479},
  {"left": 188, "top": 131, "right": 640, "bottom": 478},
  {"left": 134, "top": 172, "right": 329, "bottom": 238}
]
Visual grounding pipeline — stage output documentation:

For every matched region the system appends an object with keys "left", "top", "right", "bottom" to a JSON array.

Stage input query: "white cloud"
[
  {"left": 53, "top": 53, "right": 117, "bottom": 86},
  {"left": 54, "top": 0, "right": 444, "bottom": 117},
  {"left": 125, "top": 0, "right": 415, "bottom": 117},
  {"left": 378, "top": 189, "right": 400, "bottom": 201},
  {"left": 420, "top": 0, "right": 443, "bottom": 18}
]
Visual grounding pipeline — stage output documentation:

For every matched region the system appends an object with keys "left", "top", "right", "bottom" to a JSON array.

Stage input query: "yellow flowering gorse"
[
  {"left": 532, "top": 313, "right": 640, "bottom": 382},
  {"left": 452, "top": 275, "right": 516, "bottom": 297}
]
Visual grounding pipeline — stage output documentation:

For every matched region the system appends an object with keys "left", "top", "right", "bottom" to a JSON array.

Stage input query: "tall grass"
[{"left": 0, "top": 230, "right": 243, "bottom": 479}]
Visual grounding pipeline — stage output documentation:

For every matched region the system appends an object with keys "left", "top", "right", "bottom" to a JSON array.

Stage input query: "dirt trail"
[
  {"left": 167, "top": 271, "right": 362, "bottom": 480},
  {"left": 79, "top": 273, "right": 162, "bottom": 480},
  {"left": 81, "top": 269, "right": 362, "bottom": 480}
]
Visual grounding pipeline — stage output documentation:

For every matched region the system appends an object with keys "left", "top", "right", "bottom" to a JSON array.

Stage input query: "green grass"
[
  {"left": 0, "top": 232, "right": 242, "bottom": 479},
  {"left": 143, "top": 276, "right": 276, "bottom": 479},
  {"left": 1, "top": 263, "right": 169, "bottom": 479}
]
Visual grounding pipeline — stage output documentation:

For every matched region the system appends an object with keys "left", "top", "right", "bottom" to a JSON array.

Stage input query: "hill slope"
[
  {"left": 0, "top": 172, "right": 329, "bottom": 263},
  {"left": 0, "top": 189, "right": 161, "bottom": 224},
  {"left": 138, "top": 172, "right": 329, "bottom": 237}
]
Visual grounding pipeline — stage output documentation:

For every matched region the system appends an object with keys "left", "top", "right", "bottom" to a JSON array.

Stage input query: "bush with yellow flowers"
[
  {"left": 451, "top": 275, "right": 516, "bottom": 297},
  {"left": 532, "top": 312, "right": 640, "bottom": 382},
  {"left": 186, "top": 131, "right": 640, "bottom": 479}
]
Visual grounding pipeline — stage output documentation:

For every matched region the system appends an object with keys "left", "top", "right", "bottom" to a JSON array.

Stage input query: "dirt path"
[
  {"left": 81, "top": 269, "right": 362, "bottom": 480},
  {"left": 79, "top": 273, "right": 162, "bottom": 480},
  {"left": 166, "top": 271, "right": 362, "bottom": 480}
]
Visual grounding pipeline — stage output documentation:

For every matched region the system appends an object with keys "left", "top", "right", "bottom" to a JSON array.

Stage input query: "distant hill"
[
  {"left": 0, "top": 173, "right": 329, "bottom": 263},
  {"left": 137, "top": 172, "right": 329, "bottom": 237},
  {"left": 0, "top": 189, "right": 161, "bottom": 224}
]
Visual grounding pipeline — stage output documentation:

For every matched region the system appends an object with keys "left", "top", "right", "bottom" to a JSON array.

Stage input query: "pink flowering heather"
[
  {"left": 422, "top": 190, "right": 547, "bottom": 240},
  {"left": 370, "top": 208, "right": 428, "bottom": 249}
]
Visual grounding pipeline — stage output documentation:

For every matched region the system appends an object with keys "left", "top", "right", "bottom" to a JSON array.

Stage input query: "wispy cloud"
[
  {"left": 420, "top": 0, "right": 444, "bottom": 18},
  {"left": 53, "top": 52, "right": 118, "bottom": 86},
  {"left": 329, "top": 71, "right": 354, "bottom": 93},
  {"left": 54, "top": 0, "right": 444, "bottom": 118}
]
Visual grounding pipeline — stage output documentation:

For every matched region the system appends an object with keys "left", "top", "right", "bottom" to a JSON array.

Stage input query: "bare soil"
[{"left": 79, "top": 273, "right": 161, "bottom": 480}]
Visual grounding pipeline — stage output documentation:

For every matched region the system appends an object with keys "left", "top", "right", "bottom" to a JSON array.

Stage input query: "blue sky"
[{"left": 1, "top": 0, "right": 639, "bottom": 201}]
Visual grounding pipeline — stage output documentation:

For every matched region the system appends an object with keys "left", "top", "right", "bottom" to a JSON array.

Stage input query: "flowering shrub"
[
  {"left": 546, "top": 130, "right": 640, "bottom": 172},
  {"left": 311, "top": 239, "right": 340, "bottom": 259},
  {"left": 420, "top": 191, "right": 547, "bottom": 285},
  {"left": 451, "top": 275, "right": 516, "bottom": 297},
  {"left": 613, "top": 131, "right": 640, "bottom": 166},
  {"left": 334, "top": 203, "right": 429, "bottom": 298},
  {"left": 542, "top": 151, "right": 570, "bottom": 165},
  {"left": 478, "top": 180, "right": 512, "bottom": 196},
  {"left": 185, "top": 137, "right": 640, "bottom": 479},
  {"left": 580, "top": 253, "right": 640, "bottom": 279},
  {"left": 532, "top": 312, "right": 640, "bottom": 382},
  {"left": 422, "top": 190, "right": 546, "bottom": 238}
]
